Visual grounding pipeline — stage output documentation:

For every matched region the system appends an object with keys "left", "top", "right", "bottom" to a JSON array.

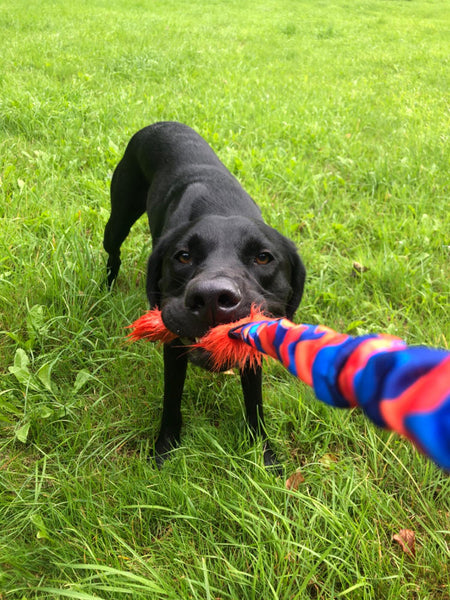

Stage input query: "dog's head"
[{"left": 146, "top": 215, "right": 305, "bottom": 367}]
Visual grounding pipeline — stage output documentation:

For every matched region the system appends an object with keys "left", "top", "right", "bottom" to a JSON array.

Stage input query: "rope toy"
[{"left": 128, "top": 308, "right": 450, "bottom": 470}]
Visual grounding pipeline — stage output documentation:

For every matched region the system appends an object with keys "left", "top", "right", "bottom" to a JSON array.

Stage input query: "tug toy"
[{"left": 129, "top": 308, "right": 450, "bottom": 470}]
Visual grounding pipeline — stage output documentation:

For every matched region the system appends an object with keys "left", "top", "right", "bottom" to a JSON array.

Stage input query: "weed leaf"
[
  {"left": 34, "top": 404, "right": 54, "bottom": 419},
  {"left": 318, "top": 453, "right": 339, "bottom": 468},
  {"left": 26, "top": 304, "right": 49, "bottom": 338},
  {"left": 13, "top": 348, "right": 30, "bottom": 370},
  {"left": 15, "top": 421, "right": 30, "bottom": 443},
  {"left": 74, "top": 369, "right": 91, "bottom": 392},
  {"left": 30, "top": 513, "right": 51, "bottom": 540},
  {"left": 36, "top": 362, "right": 54, "bottom": 393},
  {"left": 9, "top": 349, "right": 39, "bottom": 391}
]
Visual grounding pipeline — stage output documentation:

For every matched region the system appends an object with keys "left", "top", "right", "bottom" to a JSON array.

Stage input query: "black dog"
[{"left": 104, "top": 122, "right": 306, "bottom": 467}]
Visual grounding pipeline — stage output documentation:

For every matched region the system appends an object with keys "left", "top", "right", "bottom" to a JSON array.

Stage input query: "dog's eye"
[
  {"left": 254, "top": 252, "right": 274, "bottom": 265},
  {"left": 175, "top": 250, "right": 192, "bottom": 264}
]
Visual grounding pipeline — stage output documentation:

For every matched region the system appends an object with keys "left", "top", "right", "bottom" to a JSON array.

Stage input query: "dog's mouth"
[
  {"left": 179, "top": 336, "right": 201, "bottom": 345},
  {"left": 165, "top": 314, "right": 239, "bottom": 342},
  {"left": 176, "top": 339, "right": 221, "bottom": 371},
  {"left": 159, "top": 297, "right": 270, "bottom": 370},
  {"left": 171, "top": 312, "right": 266, "bottom": 372}
]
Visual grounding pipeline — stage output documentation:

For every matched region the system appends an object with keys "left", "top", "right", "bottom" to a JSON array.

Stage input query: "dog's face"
[{"left": 147, "top": 215, "right": 305, "bottom": 368}]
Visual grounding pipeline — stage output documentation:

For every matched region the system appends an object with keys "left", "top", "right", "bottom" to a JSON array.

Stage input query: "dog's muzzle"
[{"left": 184, "top": 276, "right": 243, "bottom": 326}]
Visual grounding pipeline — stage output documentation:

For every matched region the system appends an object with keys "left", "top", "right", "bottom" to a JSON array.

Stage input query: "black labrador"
[{"left": 104, "top": 122, "right": 306, "bottom": 467}]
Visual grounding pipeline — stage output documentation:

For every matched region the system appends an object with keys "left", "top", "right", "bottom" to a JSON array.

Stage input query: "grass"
[{"left": 0, "top": 0, "right": 449, "bottom": 597}]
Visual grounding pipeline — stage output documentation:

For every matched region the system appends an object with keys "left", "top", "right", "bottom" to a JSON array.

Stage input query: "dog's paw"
[
  {"left": 150, "top": 450, "right": 170, "bottom": 470},
  {"left": 263, "top": 442, "right": 283, "bottom": 476},
  {"left": 151, "top": 434, "right": 180, "bottom": 469}
]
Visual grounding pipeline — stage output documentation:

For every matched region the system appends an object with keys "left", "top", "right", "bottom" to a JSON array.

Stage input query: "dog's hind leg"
[
  {"left": 240, "top": 365, "right": 280, "bottom": 469},
  {"left": 103, "top": 154, "right": 148, "bottom": 287}
]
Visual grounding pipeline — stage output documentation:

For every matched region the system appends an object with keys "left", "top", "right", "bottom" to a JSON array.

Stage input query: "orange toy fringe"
[
  {"left": 192, "top": 305, "right": 268, "bottom": 371},
  {"left": 127, "top": 305, "right": 268, "bottom": 371},
  {"left": 127, "top": 308, "right": 178, "bottom": 344}
]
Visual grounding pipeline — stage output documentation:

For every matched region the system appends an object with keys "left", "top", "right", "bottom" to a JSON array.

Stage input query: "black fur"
[{"left": 104, "top": 122, "right": 306, "bottom": 467}]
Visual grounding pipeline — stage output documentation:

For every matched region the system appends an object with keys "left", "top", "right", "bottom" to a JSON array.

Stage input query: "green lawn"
[{"left": 0, "top": 0, "right": 449, "bottom": 598}]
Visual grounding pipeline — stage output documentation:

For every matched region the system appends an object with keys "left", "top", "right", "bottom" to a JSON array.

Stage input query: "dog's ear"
[
  {"left": 284, "top": 239, "right": 306, "bottom": 320},
  {"left": 146, "top": 239, "right": 166, "bottom": 308},
  {"left": 146, "top": 223, "right": 190, "bottom": 308}
]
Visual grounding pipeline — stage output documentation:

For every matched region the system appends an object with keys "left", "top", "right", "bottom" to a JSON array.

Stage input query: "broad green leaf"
[
  {"left": 30, "top": 513, "right": 51, "bottom": 540},
  {"left": 14, "top": 348, "right": 29, "bottom": 370},
  {"left": 15, "top": 421, "right": 30, "bottom": 443},
  {"left": 36, "top": 362, "right": 54, "bottom": 393},
  {"left": 73, "top": 369, "right": 91, "bottom": 392},
  {"left": 26, "top": 304, "right": 49, "bottom": 338},
  {"left": 33, "top": 405, "right": 54, "bottom": 419},
  {"left": 8, "top": 349, "right": 39, "bottom": 391}
]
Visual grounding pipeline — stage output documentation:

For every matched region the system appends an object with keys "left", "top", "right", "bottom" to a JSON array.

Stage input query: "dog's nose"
[{"left": 185, "top": 277, "right": 243, "bottom": 325}]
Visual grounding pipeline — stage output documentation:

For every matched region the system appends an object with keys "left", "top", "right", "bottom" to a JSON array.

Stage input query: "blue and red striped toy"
[{"left": 129, "top": 308, "right": 450, "bottom": 470}]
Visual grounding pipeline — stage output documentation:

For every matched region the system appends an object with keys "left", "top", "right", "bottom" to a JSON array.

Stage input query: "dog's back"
[{"left": 112, "top": 122, "right": 262, "bottom": 241}]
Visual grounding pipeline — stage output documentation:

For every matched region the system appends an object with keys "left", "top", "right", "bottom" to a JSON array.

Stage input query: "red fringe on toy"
[
  {"left": 127, "top": 308, "right": 178, "bottom": 344},
  {"left": 127, "top": 305, "right": 269, "bottom": 371},
  {"left": 192, "top": 305, "right": 268, "bottom": 371}
]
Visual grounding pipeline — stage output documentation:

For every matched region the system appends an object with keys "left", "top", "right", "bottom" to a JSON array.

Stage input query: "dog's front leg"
[
  {"left": 240, "top": 364, "right": 279, "bottom": 469},
  {"left": 153, "top": 342, "right": 188, "bottom": 466}
]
